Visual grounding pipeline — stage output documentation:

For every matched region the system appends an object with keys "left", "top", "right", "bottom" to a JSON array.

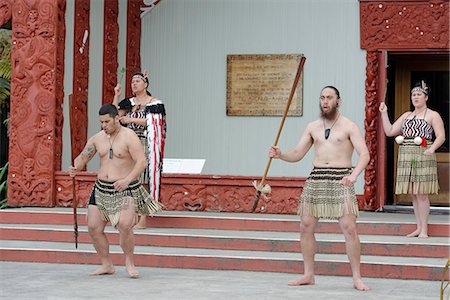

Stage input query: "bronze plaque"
[{"left": 226, "top": 54, "right": 304, "bottom": 116}]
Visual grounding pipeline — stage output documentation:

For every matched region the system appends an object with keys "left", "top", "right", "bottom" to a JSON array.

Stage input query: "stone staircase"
[{"left": 0, "top": 208, "right": 449, "bottom": 281}]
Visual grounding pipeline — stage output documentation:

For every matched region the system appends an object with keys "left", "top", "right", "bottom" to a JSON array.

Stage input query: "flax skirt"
[
  {"left": 298, "top": 167, "right": 359, "bottom": 220},
  {"left": 395, "top": 139, "right": 439, "bottom": 195}
]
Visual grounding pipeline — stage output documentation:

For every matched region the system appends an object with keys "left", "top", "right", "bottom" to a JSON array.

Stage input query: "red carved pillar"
[
  {"left": 102, "top": 0, "right": 119, "bottom": 105},
  {"left": 125, "top": 0, "right": 142, "bottom": 97},
  {"left": 363, "top": 51, "right": 379, "bottom": 211},
  {"left": 54, "top": 0, "right": 66, "bottom": 171},
  {"left": 8, "top": 0, "right": 65, "bottom": 206},
  {"left": 71, "top": 0, "right": 90, "bottom": 163}
]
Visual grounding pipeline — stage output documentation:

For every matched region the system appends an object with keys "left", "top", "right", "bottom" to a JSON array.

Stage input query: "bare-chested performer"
[
  {"left": 269, "top": 86, "right": 370, "bottom": 291},
  {"left": 69, "top": 104, "right": 160, "bottom": 278}
]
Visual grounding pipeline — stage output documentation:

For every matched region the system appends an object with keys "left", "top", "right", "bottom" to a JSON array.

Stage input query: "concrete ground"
[{"left": 0, "top": 261, "right": 445, "bottom": 300}]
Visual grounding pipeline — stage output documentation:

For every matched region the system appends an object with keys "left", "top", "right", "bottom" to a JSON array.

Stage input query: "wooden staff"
[
  {"left": 69, "top": 94, "right": 78, "bottom": 248},
  {"left": 252, "top": 56, "right": 306, "bottom": 212}
]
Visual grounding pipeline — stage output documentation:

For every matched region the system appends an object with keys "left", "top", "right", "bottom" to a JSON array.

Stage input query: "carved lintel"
[{"left": 360, "top": 1, "right": 449, "bottom": 50}]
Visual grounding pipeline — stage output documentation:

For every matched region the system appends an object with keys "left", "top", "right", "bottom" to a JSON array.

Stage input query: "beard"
[{"left": 320, "top": 103, "right": 339, "bottom": 120}]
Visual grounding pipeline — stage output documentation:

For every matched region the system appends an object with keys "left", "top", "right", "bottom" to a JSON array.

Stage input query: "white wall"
[
  {"left": 61, "top": 0, "right": 367, "bottom": 193},
  {"left": 140, "top": 0, "right": 367, "bottom": 192}
]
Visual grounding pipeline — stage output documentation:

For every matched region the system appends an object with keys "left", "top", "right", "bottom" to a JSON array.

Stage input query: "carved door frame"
[{"left": 359, "top": 0, "right": 449, "bottom": 210}]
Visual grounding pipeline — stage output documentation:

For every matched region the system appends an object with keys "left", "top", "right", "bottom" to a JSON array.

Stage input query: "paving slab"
[{"left": 0, "top": 261, "right": 445, "bottom": 300}]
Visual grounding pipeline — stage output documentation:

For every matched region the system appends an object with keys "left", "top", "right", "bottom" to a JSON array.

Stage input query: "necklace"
[
  {"left": 323, "top": 113, "right": 340, "bottom": 140},
  {"left": 108, "top": 127, "right": 121, "bottom": 159}
]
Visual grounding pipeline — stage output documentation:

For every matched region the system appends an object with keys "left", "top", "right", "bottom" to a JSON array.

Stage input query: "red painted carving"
[
  {"left": 71, "top": 0, "right": 89, "bottom": 163},
  {"left": 55, "top": 171, "right": 95, "bottom": 207},
  {"left": 54, "top": 0, "right": 66, "bottom": 171},
  {"left": 360, "top": 1, "right": 449, "bottom": 50},
  {"left": 125, "top": 0, "right": 142, "bottom": 97},
  {"left": 0, "top": 0, "right": 12, "bottom": 26},
  {"left": 160, "top": 175, "right": 304, "bottom": 214},
  {"left": 363, "top": 51, "right": 378, "bottom": 211},
  {"left": 360, "top": 1, "right": 450, "bottom": 210},
  {"left": 8, "top": 0, "right": 60, "bottom": 206},
  {"left": 54, "top": 172, "right": 366, "bottom": 213},
  {"left": 102, "top": 0, "right": 118, "bottom": 105}
]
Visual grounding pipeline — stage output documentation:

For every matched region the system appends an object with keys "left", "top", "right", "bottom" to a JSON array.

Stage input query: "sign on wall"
[{"left": 226, "top": 54, "right": 304, "bottom": 116}]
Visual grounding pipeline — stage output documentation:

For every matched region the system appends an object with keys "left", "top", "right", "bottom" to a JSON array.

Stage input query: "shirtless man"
[
  {"left": 269, "top": 86, "right": 370, "bottom": 291},
  {"left": 69, "top": 104, "right": 160, "bottom": 278}
]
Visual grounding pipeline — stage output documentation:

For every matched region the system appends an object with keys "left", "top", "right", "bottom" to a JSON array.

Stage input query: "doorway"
[{"left": 386, "top": 53, "right": 449, "bottom": 207}]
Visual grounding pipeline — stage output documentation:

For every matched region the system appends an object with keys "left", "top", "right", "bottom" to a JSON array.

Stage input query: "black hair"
[
  {"left": 118, "top": 98, "right": 132, "bottom": 111},
  {"left": 321, "top": 86, "right": 341, "bottom": 99},
  {"left": 413, "top": 80, "right": 430, "bottom": 96},
  {"left": 99, "top": 104, "right": 119, "bottom": 117},
  {"left": 132, "top": 72, "right": 152, "bottom": 96}
]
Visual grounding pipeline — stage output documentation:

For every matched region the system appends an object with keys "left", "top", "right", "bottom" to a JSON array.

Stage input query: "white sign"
[{"left": 163, "top": 159, "right": 205, "bottom": 174}]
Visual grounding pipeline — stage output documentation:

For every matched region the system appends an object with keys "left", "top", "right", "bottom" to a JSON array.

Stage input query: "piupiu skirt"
[
  {"left": 395, "top": 139, "right": 439, "bottom": 195},
  {"left": 298, "top": 167, "right": 359, "bottom": 220},
  {"left": 89, "top": 179, "right": 161, "bottom": 227}
]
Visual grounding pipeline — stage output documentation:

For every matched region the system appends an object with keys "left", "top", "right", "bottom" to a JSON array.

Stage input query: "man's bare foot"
[
  {"left": 89, "top": 265, "right": 115, "bottom": 276},
  {"left": 126, "top": 265, "right": 140, "bottom": 278},
  {"left": 288, "top": 275, "right": 315, "bottom": 286},
  {"left": 353, "top": 278, "right": 370, "bottom": 291},
  {"left": 133, "top": 224, "right": 146, "bottom": 230},
  {"left": 406, "top": 230, "right": 420, "bottom": 237},
  {"left": 418, "top": 233, "right": 428, "bottom": 239}
]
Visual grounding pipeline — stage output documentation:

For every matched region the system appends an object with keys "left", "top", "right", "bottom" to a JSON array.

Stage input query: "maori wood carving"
[
  {"left": 360, "top": 1, "right": 449, "bottom": 210},
  {"left": 0, "top": 0, "right": 12, "bottom": 26},
  {"left": 54, "top": 0, "right": 66, "bottom": 171},
  {"left": 360, "top": 1, "right": 449, "bottom": 50},
  {"left": 54, "top": 172, "right": 365, "bottom": 213},
  {"left": 102, "top": 0, "right": 118, "bottom": 105},
  {"left": 71, "top": 0, "right": 90, "bottom": 166},
  {"left": 8, "top": 0, "right": 61, "bottom": 206},
  {"left": 125, "top": 0, "right": 142, "bottom": 97},
  {"left": 363, "top": 51, "right": 378, "bottom": 211}
]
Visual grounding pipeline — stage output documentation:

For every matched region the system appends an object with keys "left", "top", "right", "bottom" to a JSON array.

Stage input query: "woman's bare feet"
[
  {"left": 353, "top": 278, "right": 370, "bottom": 291},
  {"left": 418, "top": 233, "right": 428, "bottom": 239},
  {"left": 89, "top": 265, "right": 115, "bottom": 276},
  {"left": 134, "top": 216, "right": 146, "bottom": 230},
  {"left": 406, "top": 229, "right": 420, "bottom": 237},
  {"left": 288, "top": 275, "right": 315, "bottom": 286}
]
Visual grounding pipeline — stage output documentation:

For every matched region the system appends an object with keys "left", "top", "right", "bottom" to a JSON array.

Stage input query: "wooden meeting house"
[{"left": 2, "top": 0, "right": 449, "bottom": 213}]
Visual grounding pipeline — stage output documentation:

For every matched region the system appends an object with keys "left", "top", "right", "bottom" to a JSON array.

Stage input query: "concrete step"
[
  {"left": 0, "top": 239, "right": 448, "bottom": 281},
  {"left": 1, "top": 208, "right": 449, "bottom": 236},
  {"left": 1, "top": 224, "right": 448, "bottom": 258}
]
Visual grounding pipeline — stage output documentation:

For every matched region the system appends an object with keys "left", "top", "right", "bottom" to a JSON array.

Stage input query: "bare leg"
[
  {"left": 117, "top": 197, "right": 139, "bottom": 278},
  {"left": 338, "top": 214, "right": 369, "bottom": 291},
  {"left": 87, "top": 205, "right": 115, "bottom": 275},
  {"left": 407, "top": 195, "right": 421, "bottom": 237},
  {"left": 288, "top": 215, "right": 318, "bottom": 286},
  {"left": 416, "top": 194, "right": 430, "bottom": 238},
  {"left": 134, "top": 215, "right": 147, "bottom": 230}
]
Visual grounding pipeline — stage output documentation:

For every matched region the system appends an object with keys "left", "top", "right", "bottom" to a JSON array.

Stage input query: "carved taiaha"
[
  {"left": 69, "top": 95, "right": 79, "bottom": 248},
  {"left": 252, "top": 56, "right": 306, "bottom": 212}
]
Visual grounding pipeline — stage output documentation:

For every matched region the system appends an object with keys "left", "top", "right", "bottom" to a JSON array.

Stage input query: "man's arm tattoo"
[{"left": 81, "top": 145, "right": 96, "bottom": 160}]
